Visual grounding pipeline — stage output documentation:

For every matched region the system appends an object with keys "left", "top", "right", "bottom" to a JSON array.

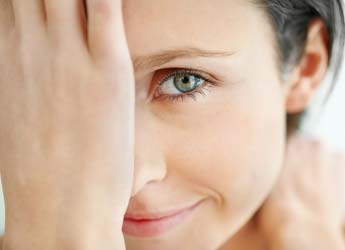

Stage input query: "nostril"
[{"left": 131, "top": 160, "right": 167, "bottom": 197}]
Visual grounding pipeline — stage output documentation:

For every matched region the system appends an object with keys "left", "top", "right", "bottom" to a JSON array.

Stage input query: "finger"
[
  {"left": 0, "top": 0, "right": 15, "bottom": 33},
  {"left": 86, "top": 0, "right": 129, "bottom": 65},
  {"left": 333, "top": 151, "right": 345, "bottom": 194},
  {"left": 11, "top": 0, "right": 45, "bottom": 35},
  {"left": 45, "top": 0, "right": 87, "bottom": 48}
]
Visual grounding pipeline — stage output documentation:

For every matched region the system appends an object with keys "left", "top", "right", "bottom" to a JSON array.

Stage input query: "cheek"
[{"left": 160, "top": 72, "right": 286, "bottom": 225}]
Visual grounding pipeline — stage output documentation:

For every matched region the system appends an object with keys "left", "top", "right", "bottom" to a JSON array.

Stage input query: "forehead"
[{"left": 122, "top": 0, "right": 267, "bottom": 56}]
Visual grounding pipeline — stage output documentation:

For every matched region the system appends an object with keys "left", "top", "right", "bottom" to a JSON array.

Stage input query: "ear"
[{"left": 285, "top": 18, "right": 330, "bottom": 113}]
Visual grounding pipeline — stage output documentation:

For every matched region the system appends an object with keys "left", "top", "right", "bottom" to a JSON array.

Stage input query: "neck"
[{"left": 219, "top": 217, "right": 268, "bottom": 250}]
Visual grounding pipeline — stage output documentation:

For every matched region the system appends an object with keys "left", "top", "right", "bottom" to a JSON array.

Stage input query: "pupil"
[{"left": 182, "top": 76, "right": 190, "bottom": 84}]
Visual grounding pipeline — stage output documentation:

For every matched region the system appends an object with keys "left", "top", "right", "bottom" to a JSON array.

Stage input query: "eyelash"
[{"left": 153, "top": 69, "right": 218, "bottom": 103}]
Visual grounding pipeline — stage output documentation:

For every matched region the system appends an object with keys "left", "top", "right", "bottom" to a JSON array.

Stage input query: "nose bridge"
[{"left": 131, "top": 106, "right": 167, "bottom": 197}]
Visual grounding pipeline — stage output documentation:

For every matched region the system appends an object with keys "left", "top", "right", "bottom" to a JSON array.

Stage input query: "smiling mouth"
[{"left": 122, "top": 200, "right": 203, "bottom": 237}]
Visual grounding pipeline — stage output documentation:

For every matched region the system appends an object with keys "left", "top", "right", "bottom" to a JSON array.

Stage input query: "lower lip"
[{"left": 122, "top": 202, "right": 201, "bottom": 237}]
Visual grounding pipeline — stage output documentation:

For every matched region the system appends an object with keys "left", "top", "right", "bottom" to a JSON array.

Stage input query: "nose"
[{"left": 131, "top": 106, "right": 167, "bottom": 197}]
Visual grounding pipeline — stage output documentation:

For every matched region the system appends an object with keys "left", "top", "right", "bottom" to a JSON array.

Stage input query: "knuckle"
[
  {"left": 90, "top": 0, "right": 115, "bottom": 21},
  {"left": 312, "top": 138, "right": 324, "bottom": 151},
  {"left": 333, "top": 151, "right": 345, "bottom": 163}
]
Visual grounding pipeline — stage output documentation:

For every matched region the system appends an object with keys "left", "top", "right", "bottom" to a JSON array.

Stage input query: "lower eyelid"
[{"left": 154, "top": 82, "right": 215, "bottom": 103}]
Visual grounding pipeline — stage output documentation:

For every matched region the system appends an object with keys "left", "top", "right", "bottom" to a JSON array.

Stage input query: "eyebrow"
[{"left": 133, "top": 47, "right": 235, "bottom": 71}]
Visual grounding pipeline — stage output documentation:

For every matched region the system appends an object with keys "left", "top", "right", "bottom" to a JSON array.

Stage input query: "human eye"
[{"left": 152, "top": 68, "right": 220, "bottom": 103}]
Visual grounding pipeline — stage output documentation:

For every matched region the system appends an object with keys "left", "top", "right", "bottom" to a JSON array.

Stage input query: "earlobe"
[{"left": 285, "top": 18, "right": 330, "bottom": 114}]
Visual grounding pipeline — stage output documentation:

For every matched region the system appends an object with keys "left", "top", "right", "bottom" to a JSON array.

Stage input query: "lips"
[{"left": 123, "top": 200, "right": 202, "bottom": 237}]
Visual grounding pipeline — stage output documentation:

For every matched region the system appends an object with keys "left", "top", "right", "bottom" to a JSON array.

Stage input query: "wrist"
[
  {"left": 2, "top": 229, "right": 126, "bottom": 250},
  {"left": 3, "top": 214, "right": 126, "bottom": 250}
]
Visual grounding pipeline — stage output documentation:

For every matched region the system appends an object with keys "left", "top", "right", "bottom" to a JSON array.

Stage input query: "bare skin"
[
  {"left": 0, "top": 0, "right": 134, "bottom": 249},
  {"left": 0, "top": 0, "right": 344, "bottom": 249},
  {"left": 258, "top": 134, "right": 345, "bottom": 250},
  {"left": 4, "top": 133, "right": 344, "bottom": 250}
]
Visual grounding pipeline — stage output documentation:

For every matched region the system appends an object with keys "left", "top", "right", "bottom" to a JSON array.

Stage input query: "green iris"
[{"left": 173, "top": 74, "right": 202, "bottom": 93}]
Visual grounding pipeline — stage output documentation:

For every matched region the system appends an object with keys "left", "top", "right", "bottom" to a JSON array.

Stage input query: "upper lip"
[{"left": 124, "top": 200, "right": 203, "bottom": 221}]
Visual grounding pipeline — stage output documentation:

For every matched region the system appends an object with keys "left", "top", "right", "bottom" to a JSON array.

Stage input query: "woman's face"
[{"left": 123, "top": 0, "right": 287, "bottom": 249}]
